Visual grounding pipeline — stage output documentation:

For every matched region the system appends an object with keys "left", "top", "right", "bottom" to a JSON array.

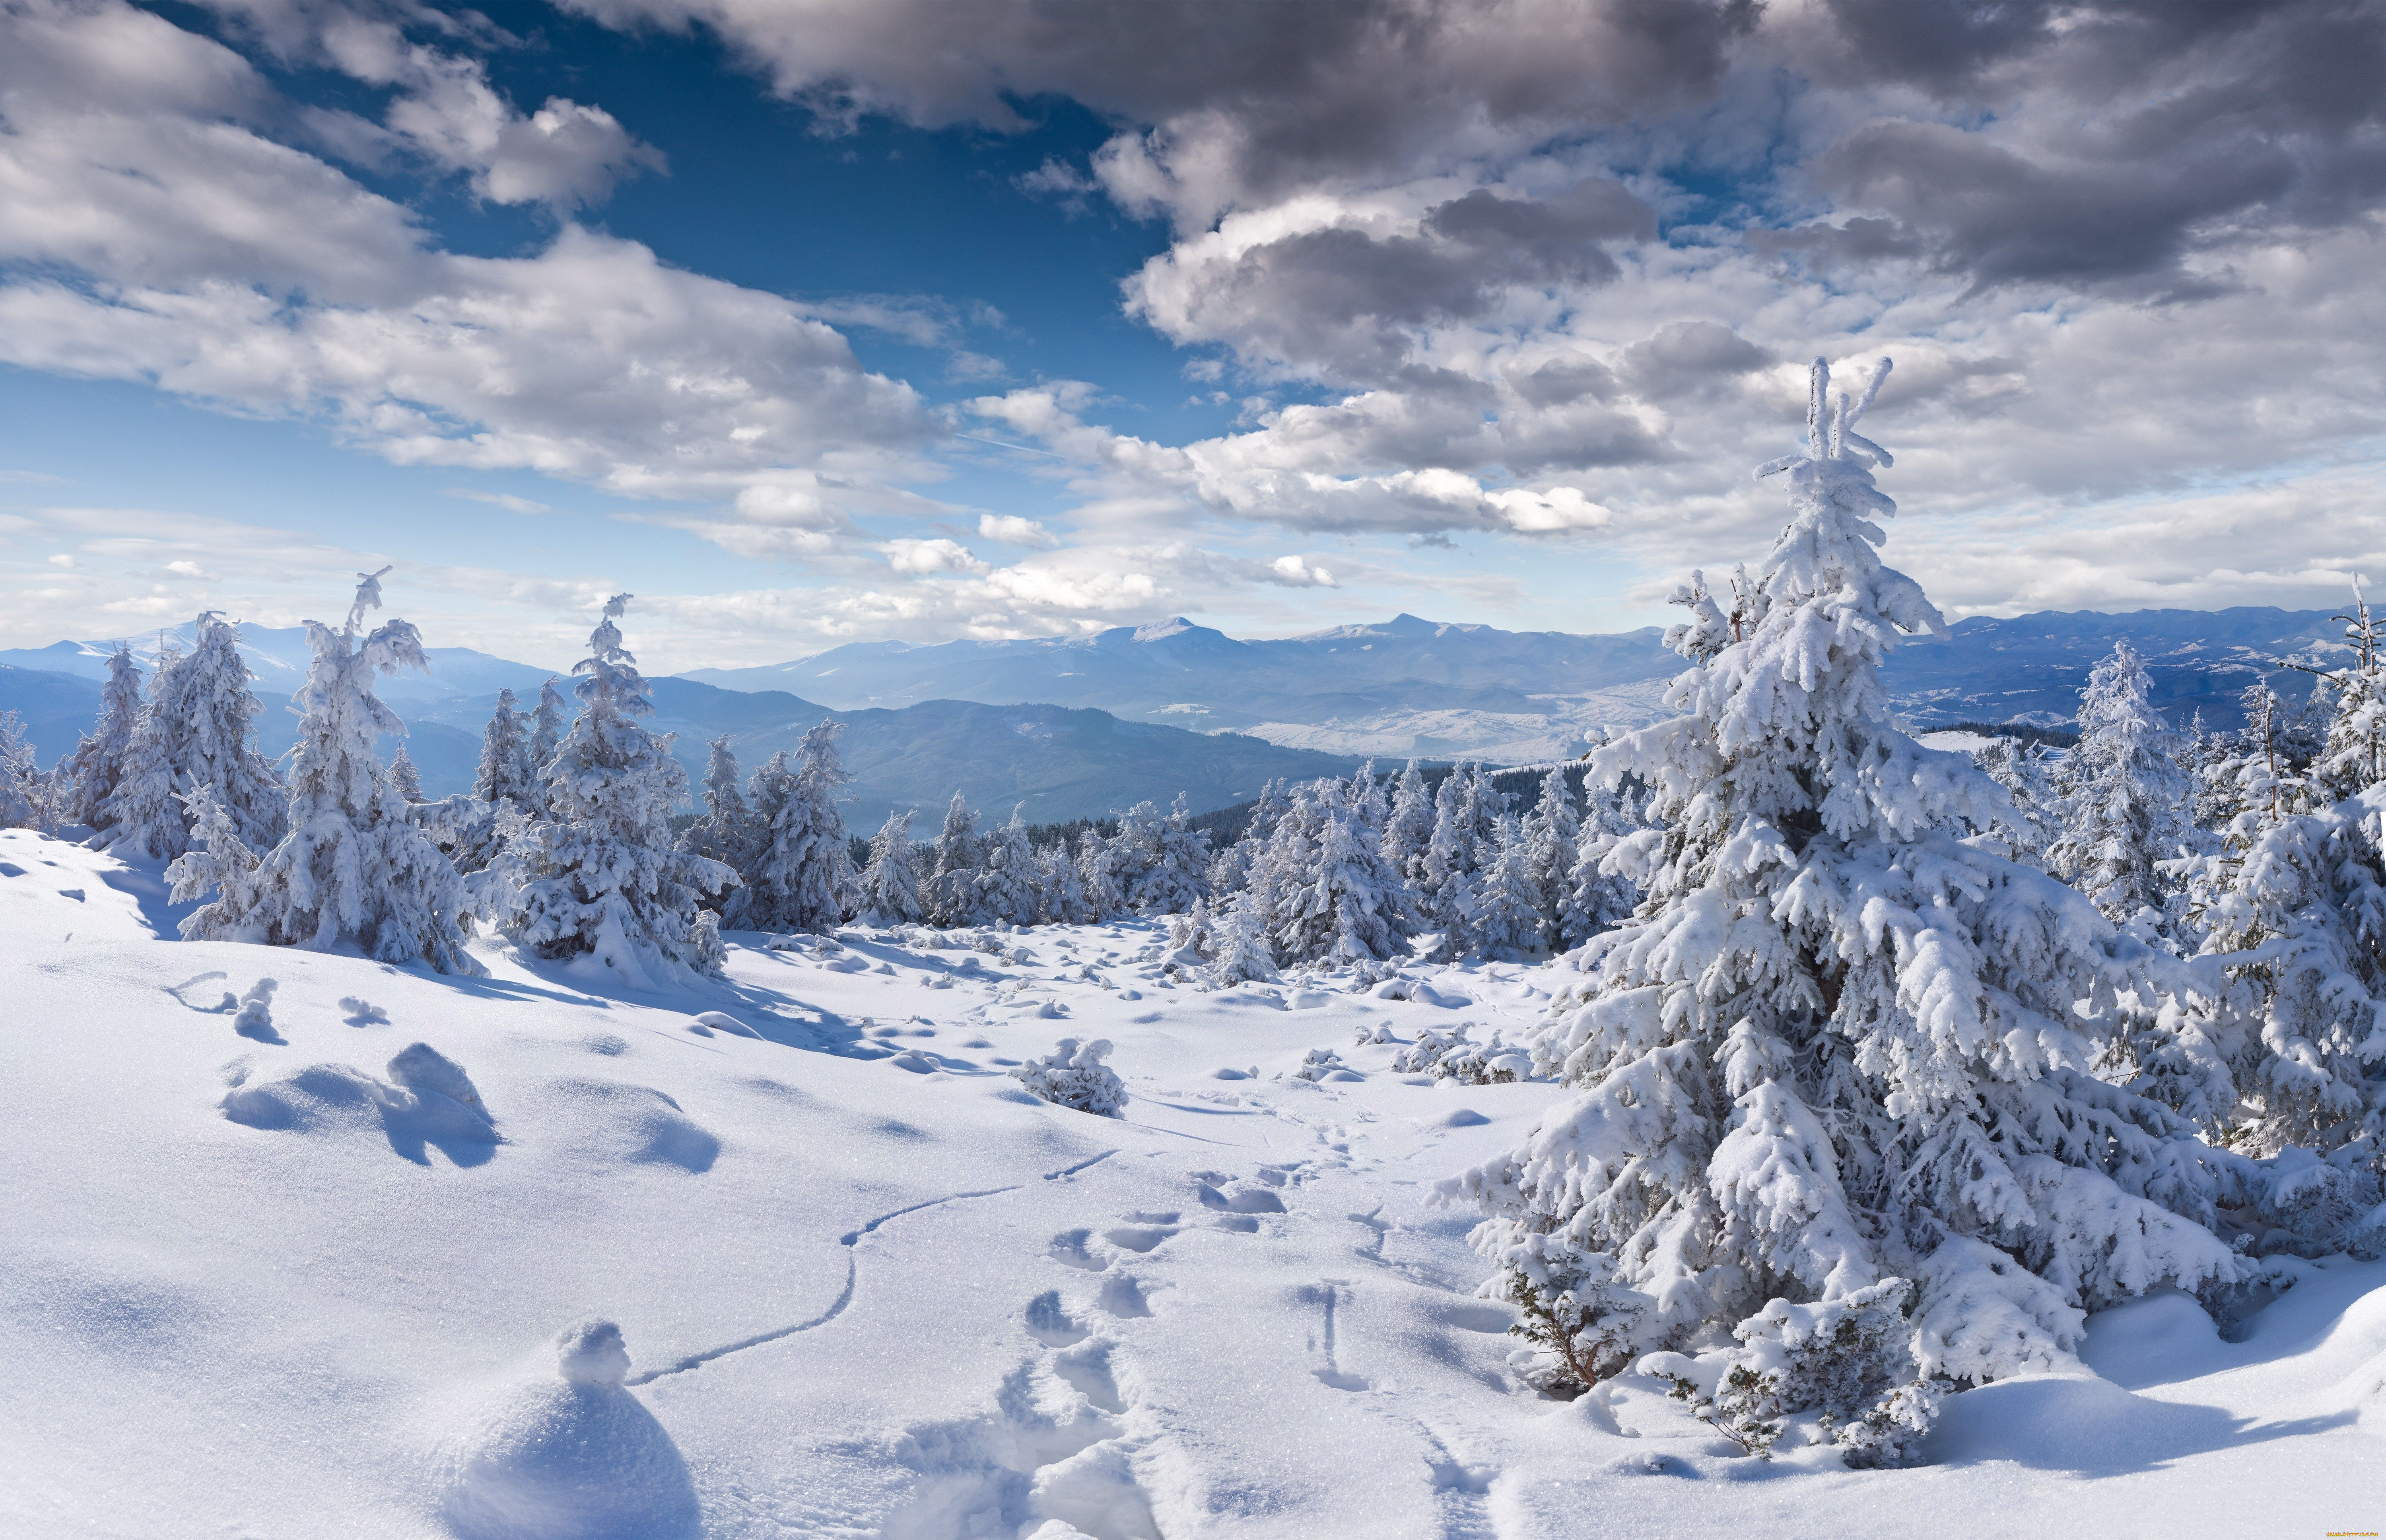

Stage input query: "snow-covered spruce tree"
[
  {"left": 1348, "top": 760, "right": 1389, "bottom": 839},
  {"left": 2310, "top": 582, "right": 2386, "bottom": 803},
  {"left": 0, "top": 711, "right": 42, "bottom": 830},
  {"left": 1450, "top": 359, "right": 2233, "bottom": 1431},
  {"left": 1039, "top": 839, "right": 1092, "bottom": 924},
  {"left": 1560, "top": 770, "right": 1642, "bottom": 949},
  {"left": 1208, "top": 893, "right": 1278, "bottom": 983},
  {"left": 480, "top": 596, "right": 733, "bottom": 984},
  {"left": 2151, "top": 678, "right": 2386, "bottom": 1211},
  {"left": 1473, "top": 814, "right": 1544, "bottom": 961},
  {"left": 977, "top": 806, "right": 1043, "bottom": 926},
  {"left": 57, "top": 645, "right": 144, "bottom": 830},
  {"left": 2048, "top": 641, "right": 2192, "bottom": 921},
  {"left": 1522, "top": 766, "right": 1581, "bottom": 952},
  {"left": 927, "top": 790, "right": 987, "bottom": 927},
  {"left": 388, "top": 744, "right": 426, "bottom": 804},
  {"left": 858, "top": 806, "right": 925, "bottom": 925},
  {"left": 740, "top": 720, "right": 858, "bottom": 934},
  {"left": 103, "top": 614, "right": 285, "bottom": 859},
  {"left": 678, "top": 735, "right": 758, "bottom": 886},
  {"left": 473, "top": 688, "right": 540, "bottom": 812},
  {"left": 529, "top": 674, "right": 566, "bottom": 764},
  {"left": 1077, "top": 826, "right": 1123, "bottom": 922},
  {"left": 1381, "top": 760, "right": 1436, "bottom": 886},
  {"left": 171, "top": 570, "right": 480, "bottom": 975},
  {"left": 1423, "top": 767, "right": 1483, "bottom": 957},
  {"left": 1117, "top": 795, "right": 1209, "bottom": 915},
  {"left": 1974, "top": 735, "right": 2060, "bottom": 869},
  {"left": 1274, "top": 804, "right": 1418, "bottom": 967}
]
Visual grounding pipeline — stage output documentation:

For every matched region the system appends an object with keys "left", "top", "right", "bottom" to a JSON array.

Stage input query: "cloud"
[
  {"left": 1269, "top": 555, "right": 1337, "bottom": 587},
  {"left": 443, "top": 488, "right": 555, "bottom": 514},
  {"left": 881, "top": 537, "right": 989, "bottom": 575},
  {"left": 977, "top": 513, "right": 1058, "bottom": 548}
]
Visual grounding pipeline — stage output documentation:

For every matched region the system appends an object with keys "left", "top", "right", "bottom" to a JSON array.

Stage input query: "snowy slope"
[{"left": 3, "top": 828, "right": 2380, "bottom": 1539}]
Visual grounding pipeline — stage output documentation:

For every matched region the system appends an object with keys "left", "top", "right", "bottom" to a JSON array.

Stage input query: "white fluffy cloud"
[{"left": 0, "top": 0, "right": 933, "bottom": 506}]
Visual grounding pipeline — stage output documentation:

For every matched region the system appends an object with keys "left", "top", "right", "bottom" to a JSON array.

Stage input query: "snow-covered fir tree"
[
  {"left": 1380, "top": 760, "right": 1435, "bottom": 886},
  {"left": 857, "top": 807, "right": 925, "bottom": 925},
  {"left": 102, "top": 614, "right": 285, "bottom": 860},
  {"left": 1472, "top": 814, "right": 1544, "bottom": 960},
  {"left": 678, "top": 735, "right": 758, "bottom": 886},
  {"left": 927, "top": 790, "right": 987, "bottom": 927},
  {"left": 473, "top": 688, "right": 540, "bottom": 812},
  {"left": 171, "top": 570, "right": 479, "bottom": 975},
  {"left": 480, "top": 596, "right": 733, "bottom": 984},
  {"left": 388, "top": 743, "right": 426, "bottom": 804},
  {"left": 56, "top": 645, "right": 144, "bottom": 831},
  {"left": 1521, "top": 766, "right": 1580, "bottom": 952},
  {"left": 740, "top": 720, "right": 857, "bottom": 934},
  {"left": 1451, "top": 359, "right": 2234, "bottom": 1427},
  {"left": 977, "top": 806, "right": 1043, "bottom": 927},
  {"left": 2049, "top": 641, "right": 2192, "bottom": 921}
]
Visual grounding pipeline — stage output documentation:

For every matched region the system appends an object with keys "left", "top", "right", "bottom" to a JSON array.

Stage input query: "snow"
[{"left": 4, "top": 825, "right": 2383, "bottom": 1537}]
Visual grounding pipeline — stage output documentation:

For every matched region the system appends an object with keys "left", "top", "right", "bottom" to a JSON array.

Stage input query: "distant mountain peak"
[{"left": 1131, "top": 617, "right": 1200, "bottom": 642}]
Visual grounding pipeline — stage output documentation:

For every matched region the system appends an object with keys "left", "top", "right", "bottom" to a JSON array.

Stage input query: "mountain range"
[{"left": 0, "top": 606, "right": 2351, "bottom": 821}]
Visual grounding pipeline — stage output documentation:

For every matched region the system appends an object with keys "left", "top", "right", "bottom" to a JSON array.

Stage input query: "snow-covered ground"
[{"left": 4, "top": 825, "right": 2381, "bottom": 1539}]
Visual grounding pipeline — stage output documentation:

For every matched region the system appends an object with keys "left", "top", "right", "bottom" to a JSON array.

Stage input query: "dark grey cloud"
[
  {"left": 1615, "top": 320, "right": 1772, "bottom": 398},
  {"left": 1772, "top": 1, "right": 2386, "bottom": 294},
  {"left": 1133, "top": 179, "right": 1654, "bottom": 382},
  {"left": 560, "top": 0, "right": 1757, "bottom": 209}
]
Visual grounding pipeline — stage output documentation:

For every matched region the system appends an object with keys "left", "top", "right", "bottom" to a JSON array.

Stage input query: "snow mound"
[
  {"left": 437, "top": 1320, "right": 700, "bottom": 1540},
  {"left": 219, "top": 1057, "right": 497, "bottom": 1165}
]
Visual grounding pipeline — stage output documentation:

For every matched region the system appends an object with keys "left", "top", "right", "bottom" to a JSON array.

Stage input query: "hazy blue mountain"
[
  {"left": 682, "top": 606, "right": 2348, "bottom": 754},
  {"left": 1885, "top": 606, "right": 2341, "bottom": 727},
  {"left": 0, "top": 623, "right": 557, "bottom": 706},
  {"left": 0, "top": 664, "right": 103, "bottom": 767}
]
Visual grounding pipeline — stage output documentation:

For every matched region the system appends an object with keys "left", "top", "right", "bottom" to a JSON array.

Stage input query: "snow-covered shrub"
[
  {"left": 1393, "top": 1024, "right": 1527, "bottom": 1085},
  {"left": 479, "top": 596, "right": 733, "bottom": 985},
  {"left": 1294, "top": 1048, "right": 1346, "bottom": 1081},
  {"left": 1656, "top": 1281, "right": 1944, "bottom": 1466},
  {"left": 1450, "top": 358, "right": 2235, "bottom": 1404},
  {"left": 1010, "top": 1038, "right": 1127, "bottom": 1117},
  {"left": 172, "top": 571, "right": 482, "bottom": 975},
  {"left": 1484, "top": 1233, "right": 1655, "bottom": 1398}
]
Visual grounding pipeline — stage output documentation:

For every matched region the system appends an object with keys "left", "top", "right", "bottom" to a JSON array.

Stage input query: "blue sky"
[{"left": 2, "top": 1, "right": 2383, "bottom": 672}]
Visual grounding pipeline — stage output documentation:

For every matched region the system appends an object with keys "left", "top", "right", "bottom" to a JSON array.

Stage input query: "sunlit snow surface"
[{"left": 3, "top": 825, "right": 2382, "bottom": 1539}]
